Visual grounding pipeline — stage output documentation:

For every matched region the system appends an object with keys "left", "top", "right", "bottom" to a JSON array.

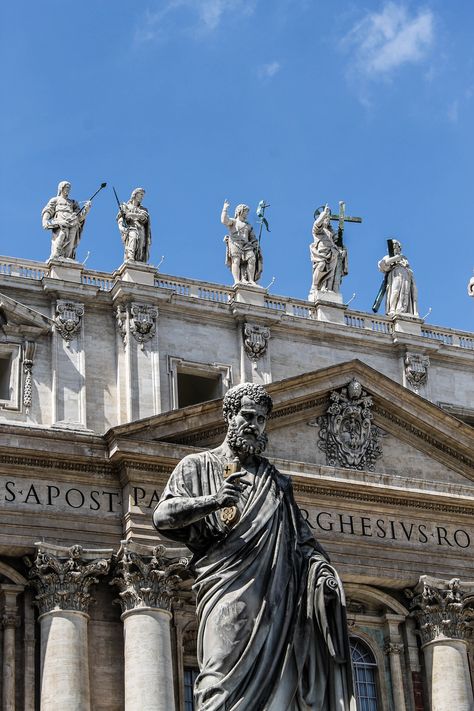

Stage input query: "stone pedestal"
[
  {"left": 114, "top": 261, "right": 157, "bottom": 287},
  {"left": 309, "top": 290, "right": 346, "bottom": 325},
  {"left": 392, "top": 314, "right": 423, "bottom": 336},
  {"left": 408, "top": 575, "right": 474, "bottom": 711},
  {"left": 112, "top": 542, "right": 189, "bottom": 711},
  {"left": 232, "top": 283, "right": 266, "bottom": 307},
  {"left": 48, "top": 258, "right": 83, "bottom": 284},
  {"left": 122, "top": 608, "right": 175, "bottom": 711},
  {"left": 29, "top": 543, "right": 112, "bottom": 711}
]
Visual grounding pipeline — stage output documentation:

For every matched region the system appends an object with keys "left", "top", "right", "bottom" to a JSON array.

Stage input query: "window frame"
[
  {"left": 0, "top": 342, "right": 21, "bottom": 411},
  {"left": 168, "top": 356, "right": 232, "bottom": 410}
]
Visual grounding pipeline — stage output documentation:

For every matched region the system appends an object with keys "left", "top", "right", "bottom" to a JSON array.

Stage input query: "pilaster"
[
  {"left": 52, "top": 299, "right": 87, "bottom": 427},
  {"left": 1, "top": 584, "right": 23, "bottom": 711},
  {"left": 240, "top": 321, "right": 271, "bottom": 385}
]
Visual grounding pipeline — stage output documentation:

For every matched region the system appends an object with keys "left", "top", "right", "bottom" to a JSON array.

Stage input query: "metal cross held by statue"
[{"left": 329, "top": 201, "right": 362, "bottom": 247}]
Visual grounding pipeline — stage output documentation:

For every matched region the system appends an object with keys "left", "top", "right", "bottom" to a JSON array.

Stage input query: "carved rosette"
[
  {"left": 28, "top": 544, "right": 111, "bottom": 616},
  {"left": 317, "top": 378, "right": 383, "bottom": 470},
  {"left": 111, "top": 543, "right": 189, "bottom": 613},
  {"left": 406, "top": 576, "right": 474, "bottom": 645},
  {"left": 243, "top": 323, "right": 270, "bottom": 361},
  {"left": 130, "top": 303, "right": 158, "bottom": 346},
  {"left": 55, "top": 300, "right": 84, "bottom": 342},
  {"left": 23, "top": 340, "right": 36, "bottom": 412},
  {"left": 405, "top": 352, "right": 430, "bottom": 392}
]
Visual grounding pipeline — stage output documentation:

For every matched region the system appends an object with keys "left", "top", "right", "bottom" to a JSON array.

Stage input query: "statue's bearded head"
[{"left": 223, "top": 384, "right": 272, "bottom": 456}]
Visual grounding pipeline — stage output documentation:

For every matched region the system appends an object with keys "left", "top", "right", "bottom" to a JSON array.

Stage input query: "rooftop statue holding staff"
[
  {"left": 42, "top": 181, "right": 105, "bottom": 260},
  {"left": 374, "top": 239, "right": 419, "bottom": 317},
  {"left": 153, "top": 382, "right": 356, "bottom": 711},
  {"left": 309, "top": 201, "right": 361, "bottom": 301},
  {"left": 115, "top": 187, "right": 152, "bottom": 263},
  {"left": 221, "top": 200, "right": 263, "bottom": 285}
]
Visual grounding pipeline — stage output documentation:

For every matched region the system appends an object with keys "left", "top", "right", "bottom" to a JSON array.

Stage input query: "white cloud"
[
  {"left": 258, "top": 61, "right": 281, "bottom": 79},
  {"left": 343, "top": 3, "right": 434, "bottom": 77},
  {"left": 134, "top": 0, "right": 256, "bottom": 44}
]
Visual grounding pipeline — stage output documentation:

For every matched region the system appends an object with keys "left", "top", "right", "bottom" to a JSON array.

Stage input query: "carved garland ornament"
[
  {"left": 318, "top": 378, "right": 383, "bottom": 470},
  {"left": 23, "top": 340, "right": 36, "bottom": 412},
  {"left": 243, "top": 323, "right": 270, "bottom": 361},
  {"left": 111, "top": 544, "right": 189, "bottom": 613},
  {"left": 28, "top": 544, "right": 111, "bottom": 615},
  {"left": 55, "top": 300, "right": 84, "bottom": 342}
]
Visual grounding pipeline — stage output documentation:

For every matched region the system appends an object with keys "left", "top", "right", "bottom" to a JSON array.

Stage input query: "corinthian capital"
[
  {"left": 28, "top": 543, "right": 112, "bottom": 616},
  {"left": 406, "top": 575, "right": 474, "bottom": 645},
  {"left": 111, "top": 541, "right": 189, "bottom": 613}
]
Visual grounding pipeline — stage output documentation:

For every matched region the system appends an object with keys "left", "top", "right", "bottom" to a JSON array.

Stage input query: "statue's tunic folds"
[{"left": 156, "top": 451, "right": 355, "bottom": 711}]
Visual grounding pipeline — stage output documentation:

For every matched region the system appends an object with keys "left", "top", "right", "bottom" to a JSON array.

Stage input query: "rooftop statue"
[
  {"left": 309, "top": 205, "right": 346, "bottom": 297},
  {"left": 115, "top": 187, "right": 152, "bottom": 263},
  {"left": 468, "top": 272, "right": 474, "bottom": 298},
  {"left": 309, "top": 202, "right": 362, "bottom": 301},
  {"left": 153, "top": 382, "right": 356, "bottom": 711},
  {"left": 374, "top": 239, "right": 419, "bottom": 317},
  {"left": 42, "top": 181, "right": 92, "bottom": 261},
  {"left": 221, "top": 200, "right": 263, "bottom": 285}
]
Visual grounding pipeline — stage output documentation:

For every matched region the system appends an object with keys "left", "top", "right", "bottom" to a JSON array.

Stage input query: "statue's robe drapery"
[
  {"left": 42, "top": 197, "right": 85, "bottom": 260},
  {"left": 155, "top": 450, "right": 356, "bottom": 711}
]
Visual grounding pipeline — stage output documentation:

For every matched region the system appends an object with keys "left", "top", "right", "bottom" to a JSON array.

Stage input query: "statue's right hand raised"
[
  {"left": 223, "top": 199, "right": 230, "bottom": 211},
  {"left": 215, "top": 472, "right": 242, "bottom": 508}
]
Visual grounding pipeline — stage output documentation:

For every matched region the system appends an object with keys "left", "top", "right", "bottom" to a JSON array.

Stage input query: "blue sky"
[{"left": 1, "top": 0, "right": 473, "bottom": 330}]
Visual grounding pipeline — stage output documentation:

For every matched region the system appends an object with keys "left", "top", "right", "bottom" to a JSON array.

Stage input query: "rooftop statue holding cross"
[{"left": 309, "top": 200, "right": 362, "bottom": 300}]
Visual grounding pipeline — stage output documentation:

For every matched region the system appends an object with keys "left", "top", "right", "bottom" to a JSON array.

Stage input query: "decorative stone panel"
[
  {"left": 318, "top": 378, "right": 383, "bottom": 470},
  {"left": 54, "top": 300, "right": 84, "bottom": 342},
  {"left": 130, "top": 303, "right": 158, "bottom": 345},
  {"left": 22, "top": 340, "right": 36, "bottom": 412},
  {"left": 405, "top": 352, "right": 430, "bottom": 393},
  {"left": 243, "top": 323, "right": 270, "bottom": 361}
]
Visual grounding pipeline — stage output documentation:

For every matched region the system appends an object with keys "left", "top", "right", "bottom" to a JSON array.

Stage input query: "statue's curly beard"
[{"left": 226, "top": 420, "right": 268, "bottom": 456}]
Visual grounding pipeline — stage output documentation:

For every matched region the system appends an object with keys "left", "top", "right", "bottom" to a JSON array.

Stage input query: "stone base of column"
[
  {"left": 39, "top": 610, "right": 91, "bottom": 711},
  {"left": 392, "top": 314, "right": 423, "bottom": 335},
  {"left": 47, "top": 258, "right": 83, "bottom": 284},
  {"left": 423, "top": 638, "right": 474, "bottom": 711},
  {"left": 309, "top": 290, "right": 346, "bottom": 325},
  {"left": 122, "top": 607, "right": 175, "bottom": 711},
  {"left": 232, "top": 283, "right": 266, "bottom": 307}
]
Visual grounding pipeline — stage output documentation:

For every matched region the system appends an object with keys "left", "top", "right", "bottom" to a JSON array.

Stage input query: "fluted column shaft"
[
  {"left": 112, "top": 541, "right": 189, "bottom": 711},
  {"left": 29, "top": 543, "right": 112, "bottom": 711}
]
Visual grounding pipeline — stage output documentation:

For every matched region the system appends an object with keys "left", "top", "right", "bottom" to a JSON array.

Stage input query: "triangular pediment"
[
  {"left": 0, "top": 291, "right": 52, "bottom": 336},
  {"left": 106, "top": 359, "right": 474, "bottom": 485}
]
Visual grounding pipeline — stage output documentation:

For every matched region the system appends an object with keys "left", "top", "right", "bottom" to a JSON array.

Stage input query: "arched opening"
[{"left": 351, "top": 636, "right": 380, "bottom": 711}]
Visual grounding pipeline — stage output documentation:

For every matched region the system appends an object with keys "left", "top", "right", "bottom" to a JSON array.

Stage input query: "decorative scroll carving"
[
  {"left": 317, "top": 378, "right": 383, "bottom": 470},
  {"left": 111, "top": 543, "right": 189, "bottom": 613},
  {"left": 243, "top": 323, "right": 270, "bottom": 361},
  {"left": 406, "top": 576, "right": 474, "bottom": 645},
  {"left": 405, "top": 353, "right": 430, "bottom": 392},
  {"left": 23, "top": 340, "right": 36, "bottom": 412},
  {"left": 55, "top": 300, "right": 84, "bottom": 342},
  {"left": 28, "top": 544, "right": 111, "bottom": 615},
  {"left": 130, "top": 303, "right": 157, "bottom": 346}
]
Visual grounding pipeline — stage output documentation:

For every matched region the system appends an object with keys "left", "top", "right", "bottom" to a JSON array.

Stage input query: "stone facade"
[{"left": 0, "top": 255, "right": 473, "bottom": 709}]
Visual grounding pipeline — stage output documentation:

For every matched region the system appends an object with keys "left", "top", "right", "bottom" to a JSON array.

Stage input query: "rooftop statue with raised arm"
[
  {"left": 309, "top": 204, "right": 347, "bottom": 297},
  {"left": 42, "top": 181, "right": 91, "bottom": 261},
  {"left": 153, "top": 382, "right": 356, "bottom": 711},
  {"left": 221, "top": 200, "right": 263, "bottom": 285}
]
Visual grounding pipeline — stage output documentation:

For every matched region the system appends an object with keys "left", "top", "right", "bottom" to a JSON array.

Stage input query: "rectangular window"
[
  {"left": 0, "top": 353, "right": 12, "bottom": 400},
  {"left": 184, "top": 668, "right": 199, "bottom": 711},
  {"left": 177, "top": 372, "right": 222, "bottom": 408}
]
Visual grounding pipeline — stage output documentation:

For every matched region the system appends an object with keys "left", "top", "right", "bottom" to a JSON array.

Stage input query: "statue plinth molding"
[
  {"left": 114, "top": 261, "right": 157, "bottom": 287},
  {"left": 392, "top": 314, "right": 423, "bottom": 336},
  {"left": 232, "top": 282, "right": 266, "bottom": 307},
  {"left": 310, "top": 290, "right": 346, "bottom": 325},
  {"left": 47, "top": 258, "right": 83, "bottom": 284}
]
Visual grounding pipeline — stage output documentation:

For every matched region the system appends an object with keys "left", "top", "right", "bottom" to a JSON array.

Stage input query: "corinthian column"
[
  {"left": 112, "top": 541, "right": 189, "bottom": 711},
  {"left": 29, "top": 543, "right": 112, "bottom": 711},
  {"left": 408, "top": 576, "right": 474, "bottom": 711},
  {"left": 1, "top": 585, "right": 22, "bottom": 711}
]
